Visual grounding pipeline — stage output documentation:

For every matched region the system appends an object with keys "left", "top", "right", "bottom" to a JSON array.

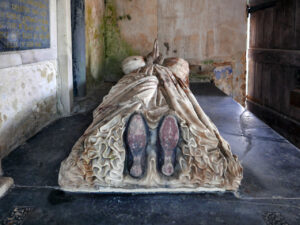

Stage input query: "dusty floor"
[{"left": 1, "top": 83, "right": 300, "bottom": 225}]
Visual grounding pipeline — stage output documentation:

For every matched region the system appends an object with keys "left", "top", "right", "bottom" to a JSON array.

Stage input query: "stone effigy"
[{"left": 58, "top": 40, "right": 243, "bottom": 193}]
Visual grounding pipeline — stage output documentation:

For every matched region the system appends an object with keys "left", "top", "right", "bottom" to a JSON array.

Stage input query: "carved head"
[
  {"left": 122, "top": 56, "right": 146, "bottom": 75},
  {"left": 163, "top": 57, "right": 190, "bottom": 86}
]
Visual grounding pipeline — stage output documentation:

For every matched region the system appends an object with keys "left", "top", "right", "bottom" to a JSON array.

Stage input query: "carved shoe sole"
[
  {"left": 126, "top": 113, "right": 148, "bottom": 178},
  {"left": 158, "top": 115, "right": 179, "bottom": 176}
]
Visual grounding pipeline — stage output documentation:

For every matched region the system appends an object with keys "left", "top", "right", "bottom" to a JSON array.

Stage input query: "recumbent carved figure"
[{"left": 58, "top": 40, "right": 243, "bottom": 192}]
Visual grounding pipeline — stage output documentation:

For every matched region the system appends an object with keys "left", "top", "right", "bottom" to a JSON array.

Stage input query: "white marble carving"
[{"left": 58, "top": 40, "right": 243, "bottom": 193}]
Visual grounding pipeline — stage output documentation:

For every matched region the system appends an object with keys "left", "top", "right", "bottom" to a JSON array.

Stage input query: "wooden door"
[{"left": 247, "top": 0, "right": 300, "bottom": 147}]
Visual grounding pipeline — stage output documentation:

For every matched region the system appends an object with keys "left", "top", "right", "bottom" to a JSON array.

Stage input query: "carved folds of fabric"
[{"left": 58, "top": 62, "right": 243, "bottom": 191}]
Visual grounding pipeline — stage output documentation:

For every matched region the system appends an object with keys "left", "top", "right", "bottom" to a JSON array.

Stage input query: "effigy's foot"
[
  {"left": 126, "top": 113, "right": 148, "bottom": 178},
  {"left": 158, "top": 115, "right": 179, "bottom": 176}
]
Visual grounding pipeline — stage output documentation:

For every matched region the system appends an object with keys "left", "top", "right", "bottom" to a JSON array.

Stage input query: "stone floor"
[{"left": 1, "top": 83, "right": 300, "bottom": 225}]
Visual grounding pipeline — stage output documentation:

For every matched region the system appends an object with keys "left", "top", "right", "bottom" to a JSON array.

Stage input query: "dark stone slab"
[
  {"left": 1, "top": 188, "right": 300, "bottom": 225},
  {"left": 192, "top": 84, "right": 300, "bottom": 198},
  {"left": 1, "top": 83, "right": 300, "bottom": 224},
  {"left": 2, "top": 112, "right": 93, "bottom": 187}
]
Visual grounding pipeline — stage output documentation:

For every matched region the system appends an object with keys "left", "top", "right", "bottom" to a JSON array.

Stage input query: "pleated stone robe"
[{"left": 58, "top": 41, "right": 243, "bottom": 192}]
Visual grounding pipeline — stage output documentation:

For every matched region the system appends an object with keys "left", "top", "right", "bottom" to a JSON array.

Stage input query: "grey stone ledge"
[{"left": 0, "top": 48, "right": 57, "bottom": 69}]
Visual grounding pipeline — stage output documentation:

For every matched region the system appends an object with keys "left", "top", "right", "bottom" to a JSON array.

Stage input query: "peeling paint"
[
  {"left": 47, "top": 72, "right": 54, "bottom": 83},
  {"left": 41, "top": 69, "right": 47, "bottom": 78},
  {"left": 213, "top": 65, "right": 234, "bottom": 96},
  {"left": 214, "top": 66, "right": 233, "bottom": 80},
  {"left": 12, "top": 99, "right": 18, "bottom": 111}
]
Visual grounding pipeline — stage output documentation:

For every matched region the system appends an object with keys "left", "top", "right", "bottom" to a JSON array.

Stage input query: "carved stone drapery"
[{"left": 58, "top": 40, "right": 243, "bottom": 192}]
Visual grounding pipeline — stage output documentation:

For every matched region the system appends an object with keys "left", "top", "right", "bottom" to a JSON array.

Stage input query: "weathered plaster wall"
[
  {"left": 0, "top": 61, "right": 57, "bottom": 158},
  {"left": 85, "top": 0, "right": 105, "bottom": 87},
  {"left": 103, "top": 0, "right": 157, "bottom": 81},
  {"left": 85, "top": 0, "right": 157, "bottom": 82},
  {"left": 101, "top": 0, "right": 139, "bottom": 81},
  {"left": 115, "top": 0, "right": 158, "bottom": 56},
  {"left": 96, "top": 0, "right": 247, "bottom": 104},
  {"left": 0, "top": 0, "right": 73, "bottom": 164},
  {"left": 157, "top": 0, "right": 247, "bottom": 105}
]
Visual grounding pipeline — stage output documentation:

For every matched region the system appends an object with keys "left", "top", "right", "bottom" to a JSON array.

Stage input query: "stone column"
[
  {"left": 57, "top": 0, "right": 74, "bottom": 115},
  {"left": 71, "top": 0, "right": 86, "bottom": 97}
]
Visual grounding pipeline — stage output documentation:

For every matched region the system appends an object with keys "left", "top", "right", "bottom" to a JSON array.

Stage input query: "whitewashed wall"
[
  {"left": 0, "top": 0, "right": 73, "bottom": 161},
  {"left": 0, "top": 61, "right": 57, "bottom": 154}
]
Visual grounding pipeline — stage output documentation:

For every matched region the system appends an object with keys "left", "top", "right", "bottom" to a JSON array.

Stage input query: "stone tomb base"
[
  {"left": 60, "top": 115, "right": 227, "bottom": 193},
  {"left": 58, "top": 45, "right": 243, "bottom": 192}
]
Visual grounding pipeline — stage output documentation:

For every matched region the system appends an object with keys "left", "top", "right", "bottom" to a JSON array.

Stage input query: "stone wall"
[
  {"left": 92, "top": 0, "right": 247, "bottom": 105},
  {"left": 0, "top": 61, "right": 57, "bottom": 157},
  {"left": 115, "top": 0, "right": 158, "bottom": 56},
  {"left": 0, "top": 0, "right": 73, "bottom": 160}
]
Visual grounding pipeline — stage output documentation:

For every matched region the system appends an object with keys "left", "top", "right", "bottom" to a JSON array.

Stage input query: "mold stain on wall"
[
  {"left": 102, "top": 0, "right": 137, "bottom": 82},
  {"left": 85, "top": 0, "right": 138, "bottom": 84}
]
